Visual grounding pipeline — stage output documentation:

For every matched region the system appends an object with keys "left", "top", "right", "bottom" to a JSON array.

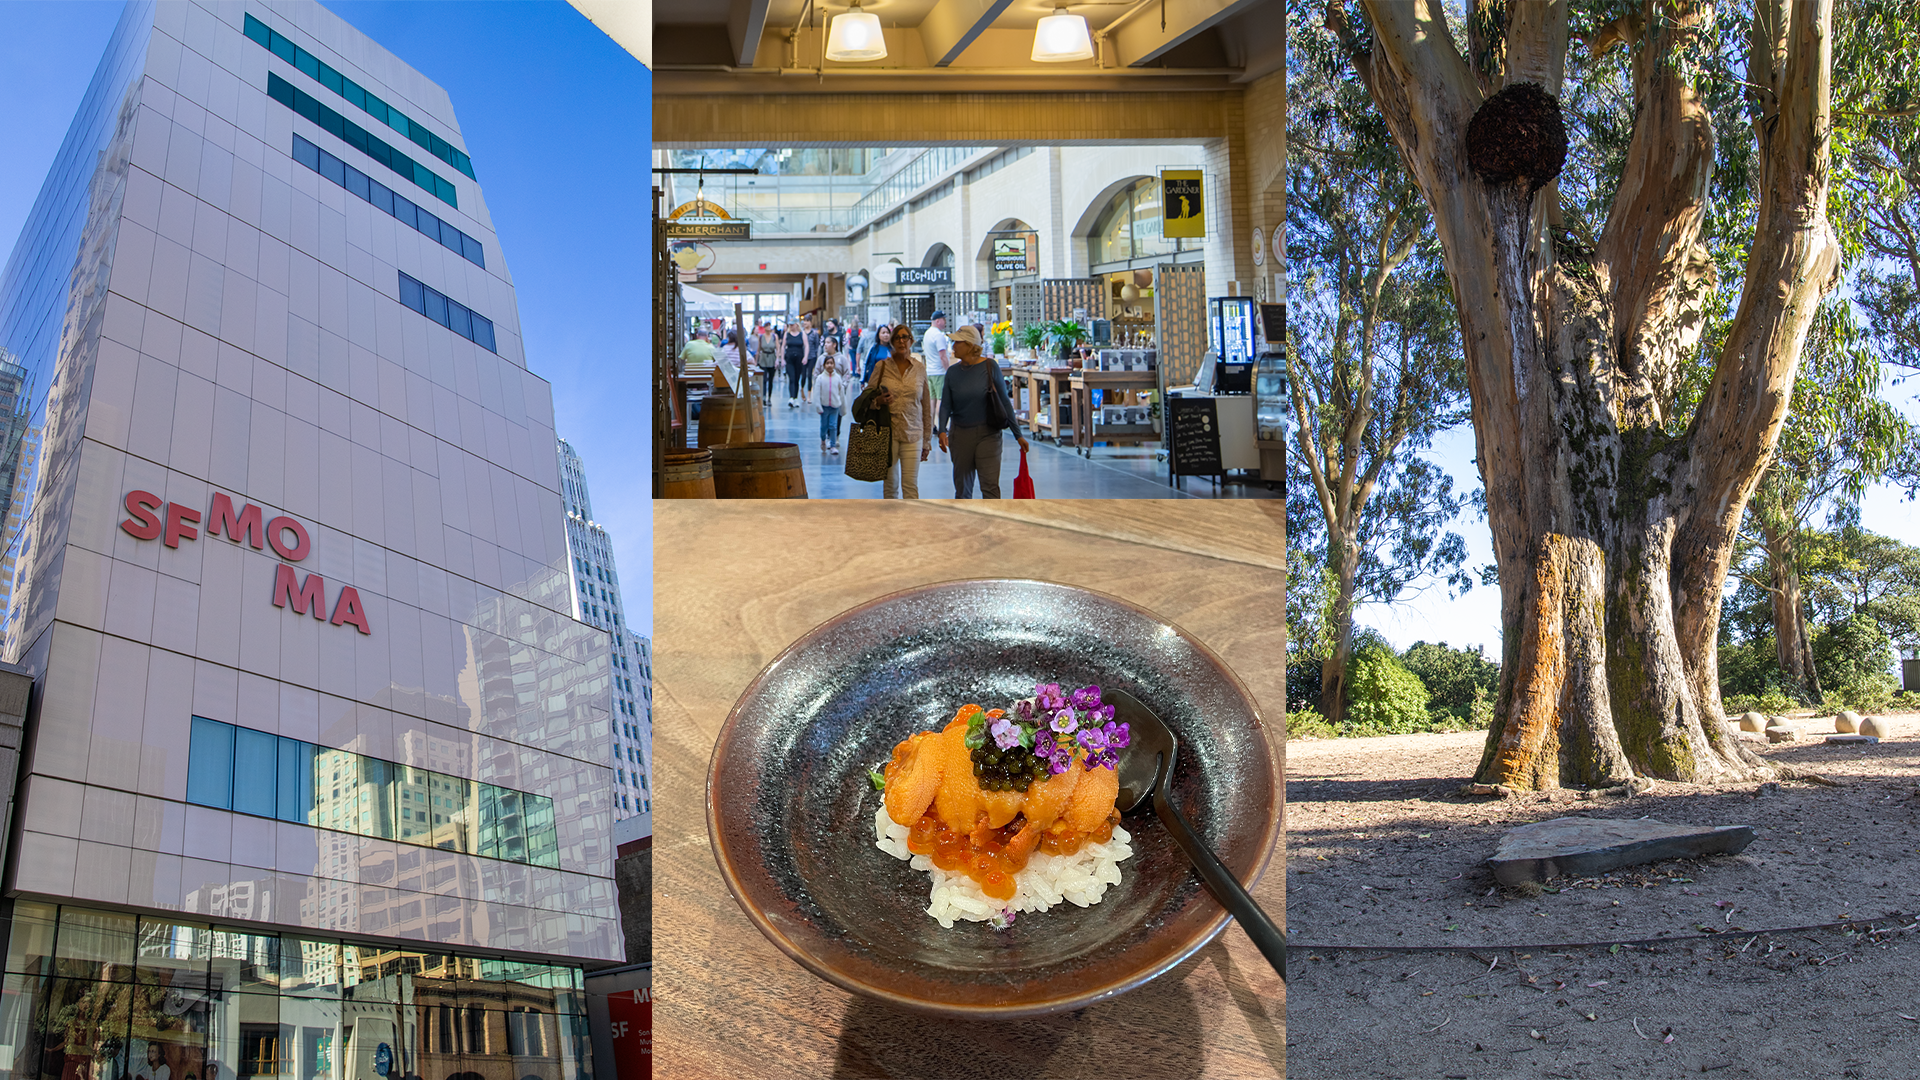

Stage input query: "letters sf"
[{"left": 120, "top": 490, "right": 371, "bottom": 635}]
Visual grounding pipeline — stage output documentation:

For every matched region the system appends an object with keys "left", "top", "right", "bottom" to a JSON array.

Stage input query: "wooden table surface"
[{"left": 653, "top": 502, "right": 1286, "bottom": 1080}]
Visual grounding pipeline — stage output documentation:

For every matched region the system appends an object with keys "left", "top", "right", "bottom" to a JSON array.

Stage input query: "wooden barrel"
[
  {"left": 712, "top": 442, "right": 808, "bottom": 499},
  {"left": 697, "top": 393, "right": 761, "bottom": 447},
  {"left": 661, "top": 449, "right": 715, "bottom": 498}
]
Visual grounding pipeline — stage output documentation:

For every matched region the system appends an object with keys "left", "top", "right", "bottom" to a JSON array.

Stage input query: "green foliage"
[
  {"left": 1401, "top": 640, "right": 1501, "bottom": 721},
  {"left": 1286, "top": 708, "right": 1338, "bottom": 740},
  {"left": 1343, "top": 644, "right": 1433, "bottom": 732},
  {"left": 1017, "top": 323, "right": 1048, "bottom": 351},
  {"left": 1042, "top": 319, "right": 1086, "bottom": 352},
  {"left": 1723, "top": 689, "right": 1796, "bottom": 718},
  {"left": 1287, "top": 658, "right": 1325, "bottom": 712},
  {"left": 1812, "top": 615, "right": 1900, "bottom": 705},
  {"left": 1802, "top": 527, "right": 1920, "bottom": 653},
  {"left": 1717, "top": 633, "right": 1788, "bottom": 700}
]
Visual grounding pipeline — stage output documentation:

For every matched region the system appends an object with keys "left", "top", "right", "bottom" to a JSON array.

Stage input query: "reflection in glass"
[{"left": 183, "top": 720, "right": 558, "bottom": 870}]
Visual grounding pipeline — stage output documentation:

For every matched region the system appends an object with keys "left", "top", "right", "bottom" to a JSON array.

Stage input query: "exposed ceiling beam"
[
  {"left": 728, "top": 0, "right": 775, "bottom": 65},
  {"left": 918, "top": 0, "right": 1017, "bottom": 67},
  {"left": 1107, "top": 0, "right": 1266, "bottom": 68}
]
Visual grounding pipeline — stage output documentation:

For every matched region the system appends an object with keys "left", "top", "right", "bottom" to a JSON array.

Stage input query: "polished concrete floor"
[{"left": 690, "top": 392, "right": 1279, "bottom": 499}]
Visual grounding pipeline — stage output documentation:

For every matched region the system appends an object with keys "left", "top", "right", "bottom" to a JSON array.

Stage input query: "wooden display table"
[
  {"left": 1007, "top": 363, "right": 1074, "bottom": 442},
  {"left": 667, "top": 374, "right": 710, "bottom": 449},
  {"left": 1070, "top": 369, "right": 1159, "bottom": 454}
]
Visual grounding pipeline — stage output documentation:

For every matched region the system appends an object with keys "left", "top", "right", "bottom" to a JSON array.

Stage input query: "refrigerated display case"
[
  {"left": 1209, "top": 296, "right": 1258, "bottom": 364},
  {"left": 1255, "top": 302, "right": 1286, "bottom": 485}
]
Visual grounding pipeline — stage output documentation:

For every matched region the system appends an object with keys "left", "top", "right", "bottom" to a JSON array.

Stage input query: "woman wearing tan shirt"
[{"left": 862, "top": 323, "right": 935, "bottom": 498}]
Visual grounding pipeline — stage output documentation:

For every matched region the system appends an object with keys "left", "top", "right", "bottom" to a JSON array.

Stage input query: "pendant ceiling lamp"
[
  {"left": 826, "top": 2, "right": 887, "bottom": 62},
  {"left": 1032, "top": 5, "right": 1094, "bottom": 63}
]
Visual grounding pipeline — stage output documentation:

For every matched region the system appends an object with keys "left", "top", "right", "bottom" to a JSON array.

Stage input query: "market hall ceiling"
[{"left": 652, "top": 0, "right": 1282, "bottom": 93}]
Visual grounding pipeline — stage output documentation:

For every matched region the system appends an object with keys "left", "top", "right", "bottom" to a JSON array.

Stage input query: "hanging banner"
[
  {"left": 1162, "top": 169, "right": 1206, "bottom": 239},
  {"left": 665, "top": 220, "right": 750, "bottom": 240}
]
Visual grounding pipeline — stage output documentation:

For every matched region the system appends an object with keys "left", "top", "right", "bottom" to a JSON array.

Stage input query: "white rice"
[{"left": 873, "top": 805, "right": 1134, "bottom": 929}]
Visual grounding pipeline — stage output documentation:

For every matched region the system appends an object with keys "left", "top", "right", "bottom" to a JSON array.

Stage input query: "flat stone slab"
[
  {"left": 1488, "top": 817, "right": 1756, "bottom": 886},
  {"left": 1826, "top": 734, "right": 1880, "bottom": 744}
]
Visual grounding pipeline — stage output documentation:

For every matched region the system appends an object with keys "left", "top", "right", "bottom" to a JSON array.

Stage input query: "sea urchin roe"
[{"left": 884, "top": 703, "right": 1123, "bottom": 900}]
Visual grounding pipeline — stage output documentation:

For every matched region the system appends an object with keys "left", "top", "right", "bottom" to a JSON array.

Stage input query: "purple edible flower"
[
  {"left": 1083, "top": 747, "right": 1118, "bottom": 770},
  {"left": 1035, "top": 730, "right": 1056, "bottom": 757},
  {"left": 1050, "top": 708, "right": 1079, "bottom": 734},
  {"left": 1076, "top": 725, "right": 1109, "bottom": 751},
  {"left": 1104, "top": 721, "right": 1130, "bottom": 749},
  {"left": 1070, "top": 685, "right": 1102, "bottom": 710},
  {"left": 990, "top": 716, "right": 1021, "bottom": 750},
  {"left": 989, "top": 908, "right": 1017, "bottom": 930},
  {"left": 1014, "top": 699, "right": 1034, "bottom": 721},
  {"left": 1035, "top": 683, "right": 1068, "bottom": 712}
]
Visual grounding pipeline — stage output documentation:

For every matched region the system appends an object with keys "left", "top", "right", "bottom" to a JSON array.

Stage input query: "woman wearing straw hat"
[{"left": 935, "top": 324, "right": 1028, "bottom": 498}]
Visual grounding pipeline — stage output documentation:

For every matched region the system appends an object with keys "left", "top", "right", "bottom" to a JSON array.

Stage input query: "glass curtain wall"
[{"left": 0, "top": 905, "right": 589, "bottom": 1080}]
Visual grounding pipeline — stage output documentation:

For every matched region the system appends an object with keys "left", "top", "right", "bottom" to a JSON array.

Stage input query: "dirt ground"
[{"left": 1284, "top": 712, "right": 1920, "bottom": 1079}]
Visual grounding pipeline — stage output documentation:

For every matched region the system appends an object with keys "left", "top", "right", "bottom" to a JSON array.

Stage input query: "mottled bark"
[
  {"left": 1334, "top": 0, "right": 1840, "bottom": 787},
  {"left": 1762, "top": 522, "right": 1822, "bottom": 702}
]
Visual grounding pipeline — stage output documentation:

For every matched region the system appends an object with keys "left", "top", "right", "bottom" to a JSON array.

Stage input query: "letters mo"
[{"left": 120, "top": 490, "right": 371, "bottom": 635}]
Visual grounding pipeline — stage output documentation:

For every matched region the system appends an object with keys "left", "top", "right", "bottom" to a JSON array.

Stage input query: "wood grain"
[{"left": 653, "top": 502, "right": 1285, "bottom": 1080}]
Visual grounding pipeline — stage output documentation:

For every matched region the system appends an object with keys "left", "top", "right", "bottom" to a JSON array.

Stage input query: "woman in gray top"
[{"left": 935, "top": 325, "right": 1030, "bottom": 498}]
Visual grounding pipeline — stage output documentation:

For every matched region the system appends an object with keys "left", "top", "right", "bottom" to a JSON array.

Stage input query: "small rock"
[
  {"left": 1859, "top": 716, "right": 1888, "bottom": 738},
  {"left": 1755, "top": 781, "right": 1781, "bottom": 797},
  {"left": 1834, "top": 712, "right": 1859, "bottom": 733},
  {"left": 1767, "top": 727, "right": 1799, "bottom": 743},
  {"left": 1739, "top": 711, "right": 1768, "bottom": 732}
]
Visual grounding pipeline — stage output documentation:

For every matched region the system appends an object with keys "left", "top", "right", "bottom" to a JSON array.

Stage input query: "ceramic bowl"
[{"left": 707, "top": 578, "right": 1280, "bottom": 1018}]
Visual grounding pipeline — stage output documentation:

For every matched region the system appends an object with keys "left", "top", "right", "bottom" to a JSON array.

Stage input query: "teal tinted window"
[
  {"left": 265, "top": 74, "right": 456, "bottom": 208},
  {"left": 185, "top": 718, "right": 559, "bottom": 868},
  {"left": 186, "top": 716, "right": 234, "bottom": 808},
  {"left": 245, "top": 13, "right": 477, "bottom": 179},
  {"left": 289, "top": 136, "right": 483, "bottom": 268},
  {"left": 232, "top": 726, "right": 279, "bottom": 817}
]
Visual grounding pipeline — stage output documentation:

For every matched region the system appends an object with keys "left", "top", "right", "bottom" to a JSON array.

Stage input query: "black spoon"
[{"left": 1107, "top": 688, "right": 1286, "bottom": 980}]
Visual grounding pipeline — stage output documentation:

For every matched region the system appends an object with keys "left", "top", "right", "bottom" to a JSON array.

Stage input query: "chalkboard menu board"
[{"left": 1167, "top": 396, "right": 1224, "bottom": 481}]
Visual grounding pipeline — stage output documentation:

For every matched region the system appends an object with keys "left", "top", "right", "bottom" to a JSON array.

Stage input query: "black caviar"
[{"left": 970, "top": 743, "right": 1048, "bottom": 792}]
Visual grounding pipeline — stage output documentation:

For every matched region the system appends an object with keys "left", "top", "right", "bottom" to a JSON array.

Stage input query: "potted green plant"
[
  {"left": 1017, "top": 322, "right": 1049, "bottom": 360},
  {"left": 1045, "top": 319, "right": 1088, "bottom": 362}
]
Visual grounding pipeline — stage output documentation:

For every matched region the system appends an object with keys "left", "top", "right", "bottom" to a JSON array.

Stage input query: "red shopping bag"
[{"left": 1013, "top": 446, "right": 1036, "bottom": 499}]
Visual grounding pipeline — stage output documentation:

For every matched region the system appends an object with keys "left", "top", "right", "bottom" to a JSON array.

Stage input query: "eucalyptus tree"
[
  {"left": 1318, "top": 0, "right": 1849, "bottom": 788},
  {"left": 1288, "top": 13, "right": 1474, "bottom": 723}
]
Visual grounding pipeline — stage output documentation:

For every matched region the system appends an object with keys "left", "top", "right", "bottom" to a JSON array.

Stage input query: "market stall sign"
[
  {"left": 120, "top": 490, "right": 372, "bottom": 634},
  {"left": 895, "top": 267, "right": 951, "bottom": 287},
  {"left": 1162, "top": 169, "right": 1206, "bottom": 239},
  {"left": 991, "top": 236, "right": 1030, "bottom": 274}
]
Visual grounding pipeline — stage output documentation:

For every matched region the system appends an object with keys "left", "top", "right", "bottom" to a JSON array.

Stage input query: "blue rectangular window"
[
  {"left": 399, "top": 273, "right": 424, "bottom": 314},
  {"left": 397, "top": 272, "right": 498, "bottom": 354},
  {"left": 232, "top": 726, "right": 278, "bottom": 817},
  {"left": 291, "top": 136, "right": 482, "bottom": 268},
  {"left": 246, "top": 14, "right": 477, "bottom": 179},
  {"left": 447, "top": 301, "right": 472, "bottom": 339},
  {"left": 186, "top": 717, "right": 235, "bottom": 809},
  {"left": 267, "top": 73, "right": 456, "bottom": 208}
]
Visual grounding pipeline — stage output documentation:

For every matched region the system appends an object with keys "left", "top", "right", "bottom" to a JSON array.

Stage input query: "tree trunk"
[
  {"left": 1761, "top": 522, "right": 1822, "bottom": 702},
  {"left": 1320, "top": 533, "right": 1361, "bottom": 723},
  {"left": 1339, "top": 0, "right": 1841, "bottom": 788}
]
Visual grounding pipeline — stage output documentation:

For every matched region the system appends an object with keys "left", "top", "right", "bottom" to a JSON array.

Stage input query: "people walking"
[
  {"left": 782, "top": 320, "right": 811, "bottom": 407},
  {"left": 921, "top": 311, "right": 953, "bottom": 408},
  {"left": 811, "top": 355, "right": 854, "bottom": 456},
  {"left": 755, "top": 322, "right": 778, "bottom": 401},
  {"left": 864, "top": 324, "right": 893, "bottom": 382},
  {"left": 858, "top": 323, "right": 933, "bottom": 499},
  {"left": 936, "top": 325, "right": 1028, "bottom": 498}
]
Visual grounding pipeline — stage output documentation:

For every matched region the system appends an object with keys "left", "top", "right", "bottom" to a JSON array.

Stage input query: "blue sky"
[
  {"left": 1369, "top": 380, "right": 1920, "bottom": 664},
  {"left": 0, "top": 1, "right": 654, "bottom": 635}
]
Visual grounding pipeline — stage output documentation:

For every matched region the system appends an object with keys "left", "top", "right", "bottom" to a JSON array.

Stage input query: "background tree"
[
  {"left": 1802, "top": 526, "right": 1920, "bottom": 657},
  {"left": 1738, "top": 300, "right": 1917, "bottom": 703},
  {"left": 1288, "top": 16, "right": 1474, "bottom": 723},
  {"left": 1319, "top": 0, "right": 1847, "bottom": 788}
]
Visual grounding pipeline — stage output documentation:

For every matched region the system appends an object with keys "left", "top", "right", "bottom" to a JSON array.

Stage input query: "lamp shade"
[
  {"left": 826, "top": 6, "right": 887, "bottom": 62},
  {"left": 1032, "top": 10, "right": 1094, "bottom": 62}
]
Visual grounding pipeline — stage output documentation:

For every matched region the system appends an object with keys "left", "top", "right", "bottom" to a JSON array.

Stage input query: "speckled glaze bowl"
[{"left": 707, "top": 578, "right": 1280, "bottom": 1018}]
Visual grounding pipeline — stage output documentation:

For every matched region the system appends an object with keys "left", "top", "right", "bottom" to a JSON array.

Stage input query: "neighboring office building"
[
  {"left": 0, "top": 6, "right": 617, "bottom": 1080},
  {"left": 556, "top": 439, "right": 651, "bottom": 821}
]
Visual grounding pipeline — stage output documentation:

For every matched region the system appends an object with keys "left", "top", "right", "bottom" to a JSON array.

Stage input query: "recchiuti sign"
[{"left": 120, "top": 491, "right": 372, "bottom": 635}]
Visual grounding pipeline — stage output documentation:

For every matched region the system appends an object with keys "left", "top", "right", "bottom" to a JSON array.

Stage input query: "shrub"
[
  {"left": 1402, "top": 641, "right": 1501, "bottom": 721},
  {"left": 1287, "top": 658, "right": 1325, "bottom": 712},
  {"left": 1813, "top": 615, "right": 1898, "bottom": 703},
  {"left": 1287, "top": 708, "right": 1337, "bottom": 739},
  {"left": 1343, "top": 646, "right": 1432, "bottom": 733}
]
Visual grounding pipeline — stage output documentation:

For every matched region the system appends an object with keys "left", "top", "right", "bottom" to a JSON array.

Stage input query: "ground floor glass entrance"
[{"left": 0, "top": 905, "right": 589, "bottom": 1080}]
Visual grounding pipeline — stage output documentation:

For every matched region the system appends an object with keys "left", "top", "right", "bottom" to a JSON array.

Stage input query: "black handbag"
[{"left": 985, "top": 369, "right": 1015, "bottom": 431}]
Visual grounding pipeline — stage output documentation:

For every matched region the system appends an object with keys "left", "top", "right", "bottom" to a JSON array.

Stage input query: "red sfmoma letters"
[{"left": 120, "top": 490, "right": 370, "bottom": 635}]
